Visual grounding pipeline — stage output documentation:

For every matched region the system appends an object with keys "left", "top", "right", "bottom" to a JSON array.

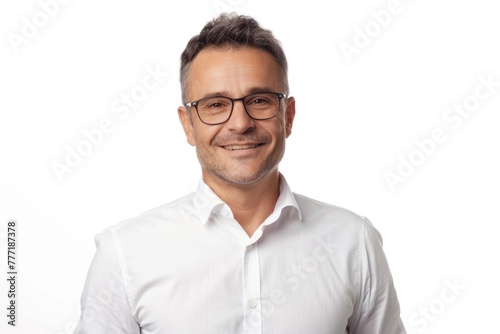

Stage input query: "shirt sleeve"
[
  {"left": 74, "top": 229, "right": 140, "bottom": 334},
  {"left": 347, "top": 218, "right": 406, "bottom": 334}
]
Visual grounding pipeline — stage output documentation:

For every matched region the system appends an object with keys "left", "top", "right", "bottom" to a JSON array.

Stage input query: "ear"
[
  {"left": 178, "top": 106, "right": 196, "bottom": 146},
  {"left": 284, "top": 96, "right": 296, "bottom": 138}
]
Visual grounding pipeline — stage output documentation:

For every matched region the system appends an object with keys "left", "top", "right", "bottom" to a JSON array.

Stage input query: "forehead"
[{"left": 187, "top": 47, "right": 282, "bottom": 99}]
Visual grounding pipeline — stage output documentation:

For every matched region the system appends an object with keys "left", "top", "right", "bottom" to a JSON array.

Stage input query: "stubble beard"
[{"left": 196, "top": 132, "right": 286, "bottom": 186}]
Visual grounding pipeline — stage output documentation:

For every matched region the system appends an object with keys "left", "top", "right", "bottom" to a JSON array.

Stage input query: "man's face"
[{"left": 178, "top": 47, "right": 295, "bottom": 187}]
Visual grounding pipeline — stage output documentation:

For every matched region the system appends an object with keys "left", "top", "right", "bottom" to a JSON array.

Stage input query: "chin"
[
  {"left": 219, "top": 174, "right": 263, "bottom": 186},
  {"left": 214, "top": 168, "right": 271, "bottom": 186}
]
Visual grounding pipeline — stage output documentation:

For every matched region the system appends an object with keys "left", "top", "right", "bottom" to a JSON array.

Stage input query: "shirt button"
[
  {"left": 246, "top": 244, "right": 253, "bottom": 251},
  {"left": 247, "top": 299, "right": 258, "bottom": 309}
]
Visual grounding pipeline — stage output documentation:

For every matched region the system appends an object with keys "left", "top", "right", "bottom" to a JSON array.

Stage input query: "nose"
[{"left": 226, "top": 100, "right": 255, "bottom": 133}]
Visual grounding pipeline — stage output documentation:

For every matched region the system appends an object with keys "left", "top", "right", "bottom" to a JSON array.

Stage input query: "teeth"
[{"left": 224, "top": 144, "right": 259, "bottom": 150}]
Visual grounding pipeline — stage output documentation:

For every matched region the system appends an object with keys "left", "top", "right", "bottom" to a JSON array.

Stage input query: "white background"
[{"left": 1, "top": 0, "right": 499, "bottom": 333}]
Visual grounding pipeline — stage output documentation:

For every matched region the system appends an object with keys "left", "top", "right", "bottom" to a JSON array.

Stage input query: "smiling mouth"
[{"left": 223, "top": 144, "right": 262, "bottom": 151}]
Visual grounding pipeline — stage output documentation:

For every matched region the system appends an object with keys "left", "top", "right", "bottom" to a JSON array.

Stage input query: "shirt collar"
[{"left": 192, "top": 174, "right": 303, "bottom": 225}]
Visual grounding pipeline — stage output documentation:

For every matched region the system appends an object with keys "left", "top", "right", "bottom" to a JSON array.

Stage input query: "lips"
[
  {"left": 214, "top": 134, "right": 270, "bottom": 151},
  {"left": 223, "top": 144, "right": 262, "bottom": 150}
]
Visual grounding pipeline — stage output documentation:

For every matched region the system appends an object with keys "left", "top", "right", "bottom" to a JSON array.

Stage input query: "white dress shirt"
[{"left": 75, "top": 175, "right": 406, "bottom": 334}]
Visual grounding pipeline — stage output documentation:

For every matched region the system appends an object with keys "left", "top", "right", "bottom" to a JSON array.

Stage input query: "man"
[{"left": 75, "top": 13, "right": 406, "bottom": 334}]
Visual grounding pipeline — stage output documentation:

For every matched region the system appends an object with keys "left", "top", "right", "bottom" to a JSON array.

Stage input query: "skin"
[{"left": 178, "top": 47, "right": 295, "bottom": 237}]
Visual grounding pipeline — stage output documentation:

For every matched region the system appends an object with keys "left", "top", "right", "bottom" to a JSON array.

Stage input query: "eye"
[
  {"left": 254, "top": 98, "right": 269, "bottom": 105},
  {"left": 248, "top": 96, "right": 272, "bottom": 105},
  {"left": 208, "top": 101, "right": 225, "bottom": 108},
  {"left": 199, "top": 98, "right": 231, "bottom": 110}
]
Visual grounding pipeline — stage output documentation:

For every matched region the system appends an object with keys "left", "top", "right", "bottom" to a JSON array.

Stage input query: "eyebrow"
[{"left": 199, "top": 87, "right": 278, "bottom": 100}]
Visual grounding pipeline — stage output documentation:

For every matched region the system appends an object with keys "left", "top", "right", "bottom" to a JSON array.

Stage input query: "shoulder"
[
  {"left": 292, "top": 193, "right": 379, "bottom": 242},
  {"left": 294, "top": 193, "right": 368, "bottom": 226},
  {"left": 94, "top": 193, "right": 196, "bottom": 245}
]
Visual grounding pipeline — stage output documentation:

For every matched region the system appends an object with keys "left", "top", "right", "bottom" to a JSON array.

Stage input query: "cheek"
[
  {"left": 192, "top": 125, "right": 219, "bottom": 147},
  {"left": 273, "top": 118, "right": 288, "bottom": 138}
]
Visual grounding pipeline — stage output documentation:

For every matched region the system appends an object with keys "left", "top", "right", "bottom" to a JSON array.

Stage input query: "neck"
[{"left": 204, "top": 171, "right": 280, "bottom": 237}]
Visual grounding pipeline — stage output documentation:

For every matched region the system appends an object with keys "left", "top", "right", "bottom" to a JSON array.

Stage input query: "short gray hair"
[{"left": 179, "top": 13, "right": 289, "bottom": 104}]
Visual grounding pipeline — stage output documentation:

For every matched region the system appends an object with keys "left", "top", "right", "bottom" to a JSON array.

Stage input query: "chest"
[{"left": 128, "top": 234, "right": 357, "bottom": 334}]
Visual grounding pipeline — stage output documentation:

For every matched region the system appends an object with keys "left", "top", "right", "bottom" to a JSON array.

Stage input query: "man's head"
[{"left": 178, "top": 14, "right": 295, "bottom": 188}]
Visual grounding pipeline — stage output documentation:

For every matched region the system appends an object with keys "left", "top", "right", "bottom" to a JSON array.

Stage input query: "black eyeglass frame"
[{"left": 185, "top": 92, "right": 286, "bottom": 125}]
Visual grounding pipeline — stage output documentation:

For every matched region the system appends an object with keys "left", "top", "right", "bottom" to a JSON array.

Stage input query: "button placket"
[{"left": 243, "top": 242, "right": 262, "bottom": 333}]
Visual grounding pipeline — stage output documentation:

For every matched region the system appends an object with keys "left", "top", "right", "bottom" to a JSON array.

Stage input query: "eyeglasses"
[{"left": 185, "top": 92, "right": 285, "bottom": 125}]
